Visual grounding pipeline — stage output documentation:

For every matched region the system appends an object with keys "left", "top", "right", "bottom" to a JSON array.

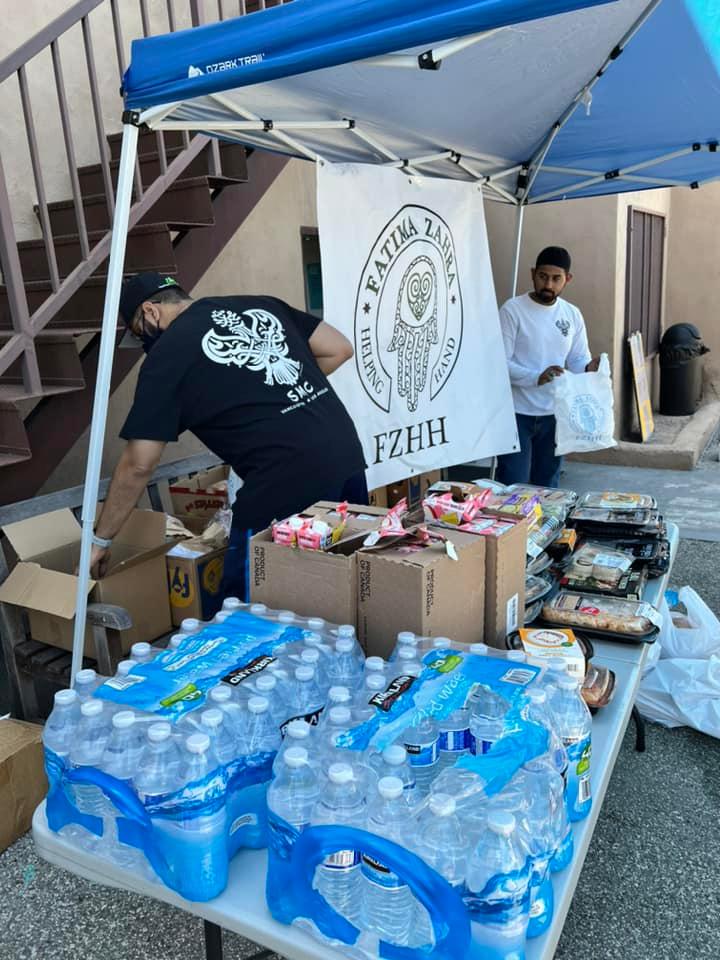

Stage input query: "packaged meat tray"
[
  {"left": 526, "top": 550, "right": 554, "bottom": 576},
  {"left": 564, "top": 542, "right": 634, "bottom": 588},
  {"left": 541, "top": 593, "right": 662, "bottom": 641},
  {"left": 523, "top": 599, "right": 544, "bottom": 626},
  {"left": 560, "top": 567, "right": 648, "bottom": 601},
  {"left": 576, "top": 491, "right": 658, "bottom": 511},
  {"left": 525, "top": 573, "right": 554, "bottom": 604}
]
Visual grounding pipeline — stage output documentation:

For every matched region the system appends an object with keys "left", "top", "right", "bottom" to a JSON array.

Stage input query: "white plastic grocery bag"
[
  {"left": 552, "top": 353, "right": 617, "bottom": 456},
  {"left": 660, "top": 586, "right": 720, "bottom": 660}
]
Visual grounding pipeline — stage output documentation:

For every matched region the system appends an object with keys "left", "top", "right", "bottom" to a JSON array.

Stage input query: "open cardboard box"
[
  {"left": 169, "top": 464, "right": 229, "bottom": 522},
  {"left": 166, "top": 536, "right": 227, "bottom": 627},
  {"left": 250, "top": 502, "right": 388, "bottom": 629},
  {"left": 0, "top": 508, "right": 173, "bottom": 656},
  {"left": 357, "top": 528, "right": 486, "bottom": 657}
]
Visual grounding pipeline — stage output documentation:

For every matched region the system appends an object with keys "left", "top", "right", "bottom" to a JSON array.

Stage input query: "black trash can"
[{"left": 659, "top": 323, "right": 709, "bottom": 416}]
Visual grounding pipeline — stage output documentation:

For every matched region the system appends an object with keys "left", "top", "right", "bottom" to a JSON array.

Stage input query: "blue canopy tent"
[{"left": 70, "top": 0, "right": 720, "bottom": 676}]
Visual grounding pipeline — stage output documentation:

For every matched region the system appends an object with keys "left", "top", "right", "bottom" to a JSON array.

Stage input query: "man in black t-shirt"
[{"left": 89, "top": 273, "right": 367, "bottom": 601}]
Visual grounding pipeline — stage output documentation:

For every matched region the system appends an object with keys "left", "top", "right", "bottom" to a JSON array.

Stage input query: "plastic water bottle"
[
  {"left": 73, "top": 668, "right": 102, "bottom": 701},
  {"left": 208, "top": 685, "right": 248, "bottom": 740},
  {"left": 391, "top": 631, "right": 417, "bottom": 661},
  {"left": 180, "top": 617, "right": 203, "bottom": 635},
  {"left": 553, "top": 675, "right": 592, "bottom": 821},
  {"left": 68, "top": 700, "right": 112, "bottom": 848},
  {"left": 113, "top": 660, "right": 135, "bottom": 680},
  {"left": 336, "top": 624, "right": 364, "bottom": 665},
  {"left": 394, "top": 646, "right": 423, "bottom": 677},
  {"left": 249, "top": 603, "right": 268, "bottom": 617},
  {"left": 465, "top": 810, "right": 531, "bottom": 960},
  {"left": 167, "top": 633, "right": 186, "bottom": 651},
  {"left": 470, "top": 643, "right": 491, "bottom": 657},
  {"left": 521, "top": 758, "right": 568, "bottom": 933},
  {"left": 326, "top": 638, "right": 363, "bottom": 688},
  {"left": 200, "top": 708, "right": 237, "bottom": 765},
  {"left": 505, "top": 649, "right": 527, "bottom": 663},
  {"left": 222, "top": 597, "right": 244, "bottom": 613},
  {"left": 413, "top": 793, "right": 467, "bottom": 947},
  {"left": 469, "top": 686, "right": 509, "bottom": 755},
  {"left": 176, "top": 733, "right": 227, "bottom": 881},
  {"left": 286, "top": 665, "right": 324, "bottom": 727},
  {"left": 371, "top": 745, "right": 417, "bottom": 802},
  {"left": 213, "top": 611, "right": 232, "bottom": 624},
  {"left": 130, "top": 642, "right": 155, "bottom": 664},
  {"left": 252, "top": 674, "right": 286, "bottom": 729},
  {"left": 267, "top": 745, "right": 320, "bottom": 868},
  {"left": 524, "top": 687, "right": 568, "bottom": 780},
  {"left": 100, "top": 711, "right": 146, "bottom": 868},
  {"left": 327, "top": 686, "right": 352, "bottom": 708},
  {"left": 438, "top": 707, "right": 472, "bottom": 770},
  {"left": 300, "top": 648, "right": 328, "bottom": 693},
  {"left": 362, "top": 776, "right": 416, "bottom": 945},
  {"left": 43, "top": 688, "right": 80, "bottom": 776},
  {"left": 272, "top": 720, "right": 314, "bottom": 776},
  {"left": 402, "top": 716, "right": 439, "bottom": 796},
  {"left": 353, "top": 674, "right": 386, "bottom": 723},
  {"left": 244, "top": 696, "right": 282, "bottom": 756},
  {"left": 312, "top": 762, "right": 366, "bottom": 925},
  {"left": 317, "top": 705, "right": 353, "bottom": 770},
  {"left": 364, "top": 656, "right": 388, "bottom": 680},
  {"left": 134, "top": 722, "right": 182, "bottom": 802},
  {"left": 304, "top": 632, "right": 333, "bottom": 658}
]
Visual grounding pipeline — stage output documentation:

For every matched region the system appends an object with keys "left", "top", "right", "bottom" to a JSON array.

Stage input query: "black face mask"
[{"left": 140, "top": 317, "right": 164, "bottom": 354}]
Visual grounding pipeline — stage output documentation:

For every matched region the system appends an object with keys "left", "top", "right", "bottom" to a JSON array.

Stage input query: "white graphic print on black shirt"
[{"left": 202, "top": 307, "right": 301, "bottom": 387}]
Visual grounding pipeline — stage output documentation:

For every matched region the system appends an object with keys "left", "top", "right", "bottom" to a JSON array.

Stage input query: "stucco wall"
[{"left": 39, "top": 158, "right": 318, "bottom": 493}]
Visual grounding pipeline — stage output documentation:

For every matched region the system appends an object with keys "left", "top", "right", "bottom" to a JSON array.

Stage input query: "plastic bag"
[
  {"left": 637, "top": 655, "right": 720, "bottom": 737},
  {"left": 552, "top": 353, "right": 616, "bottom": 455},
  {"left": 660, "top": 586, "right": 720, "bottom": 659}
]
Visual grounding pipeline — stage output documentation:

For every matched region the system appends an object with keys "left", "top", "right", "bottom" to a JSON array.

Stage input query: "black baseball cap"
[{"left": 119, "top": 272, "right": 183, "bottom": 326}]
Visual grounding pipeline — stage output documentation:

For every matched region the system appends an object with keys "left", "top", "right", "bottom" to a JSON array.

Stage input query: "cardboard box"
[
  {"left": 0, "top": 508, "right": 173, "bottom": 656},
  {"left": 469, "top": 514, "right": 527, "bottom": 647},
  {"left": 0, "top": 719, "right": 47, "bottom": 853},
  {"left": 386, "top": 469, "right": 443, "bottom": 508},
  {"left": 169, "top": 464, "right": 229, "bottom": 522},
  {"left": 167, "top": 538, "right": 227, "bottom": 626},
  {"left": 357, "top": 529, "right": 486, "bottom": 657},
  {"left": 250, "top": 503, "right": 388, "bottom": 629}
]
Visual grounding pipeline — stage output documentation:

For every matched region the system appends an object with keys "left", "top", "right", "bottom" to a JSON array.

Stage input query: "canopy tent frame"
[{"left": 69, "top": 0, "right": 720, "bottom": 678}]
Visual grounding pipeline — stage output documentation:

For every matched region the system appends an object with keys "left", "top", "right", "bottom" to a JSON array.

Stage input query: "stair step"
[
  {"left": 0, "top": 336, "right": 85, "bottom": 399},
  {"left": 106, "top": 129, "right": 195, "bottom": 161},
  {"left": 78, "top": 142, "right": 248, "bottom": 197},
  {"left": 0, "top": 401, "right": 31, "bottom": 464},
  {"left": 36, "top": 176, "right": 215, "bottom": 235},
  {"left": 17, "top": 224, "right": 175, "bottom": 283}
]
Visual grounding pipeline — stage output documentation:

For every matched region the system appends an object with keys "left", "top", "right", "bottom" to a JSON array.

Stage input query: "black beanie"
[{"left": 536, "top": 246, "right": 571, "bottom": 273}]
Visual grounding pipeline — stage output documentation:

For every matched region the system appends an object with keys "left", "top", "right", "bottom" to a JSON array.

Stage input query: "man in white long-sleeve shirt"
[{"left": 496, "top": 246, "right": 598, "bottom": 487}]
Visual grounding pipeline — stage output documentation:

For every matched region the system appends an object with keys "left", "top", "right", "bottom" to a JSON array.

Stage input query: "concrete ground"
[{"left": 1, "top": 469, "right": 719, "bottom": 959}]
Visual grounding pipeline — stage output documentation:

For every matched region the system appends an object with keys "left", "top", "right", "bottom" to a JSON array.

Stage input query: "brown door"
[{"left": 623, "top": 208, "right": 665, "bottom": 438}]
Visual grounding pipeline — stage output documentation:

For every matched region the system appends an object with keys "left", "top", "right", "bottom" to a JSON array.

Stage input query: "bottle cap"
[
  {"left": 186, "top": 732, "right": 211, "bottom": 754},
  {"left": 308, "top": 618, "right": 326, "bottom": 631},
  {"left": 295, "top": 666, "right": 315, "bottom": 682},
  {"left": 506, "top": 650, "right": 526, "bottom": 662},
  {"left": 397, "top": 631, "right": 416, "bottom": 644},
  {"left": 300, "top": 649, "right": 320, "bottom": 664},
  {"left": 286, "top": 720, "right": 311, "bottom": 740},
  {"left": 131, "top": 642, "right": 152, "bottom": 660},
  {"left": 429, "top": 793, "right": 456, "bottom": 817},
  {"left": 328, "top": 686, "right": 350, "bottom": 703},
  {"left": 382, "top": 745, "right": 407, "bottom": 766},
  {"left": 470, "top": 643, "right": 489, "bottom": 655},
  {"left": 558, "top": 674, "right": 579, "bottom": 691},
  {"left": 168, "top": 635, "right": 185, "bottom": 650},
  {"left": 278, "top": 611, "right": 295, "bottom": 623},
  {"left": 378, "top": 776, "right": 404, "bottom": 800},
  {"left": 255, "top": 675, "right": 277, "bottom": 692},
  {"left": 365, "top": 656, "right": 385, "bottom": 672},
  {"left": 366, "top": 674, "right": 386, "bottom": 691},
  {"left": 209, "top": 685, "right": 232, "bottom": 703},
  {"left": 112, "top": 710, "right": 136, "bottom": 729},
  {"left": 488, "top": 810, "right": 516, "bottom": 836},
  {"left": 329, "top": 706, "right": 351, "bottom": 725},
  {"left": 148, "top": 722, "right": 172, "bottom": 743},
  {"left": 55, "top": 688, "right": 78, "bottom": 705},
  {"left": 200, "top": 708, "right": 223, "bottom": 729},
  {"left": 328, "top": 763, "right": 353, "bottom": 785},
  {"left": 548, "top": 657, "right": 567, "bottom": 672},
  {"left": 335, "top": 638, "right": 354, "bottom": 654},
  {"left": 180, "top": 618, "right": 201, "bottom": 633},
  {"left": 81, "top": 699, "right": 102, "bottom": 717},
  {"left": 433, "top": 637, "right": 451, "bottom": 649},
  {"left": 116, "top": 660, "right": 134, "bottom": 677},
  {"left": 305, "top": 633, "right": 323, "bottom": 647},
  {"left": 527, "top": 687, "right": 547, "bottom": 703},
  {"left": 248, "top": 696, "right": 270, "bottom": 715},
  {"left": 284, "top": 746, "right": 309, "bottom": 768},
  {"left": 338, "top": 625, "right": 356, "bottom": 639},
  {"left": 222, "top": 597, "right": 242, "bottom": 611},
  {"left": 214, "top": 611, "right": 231, "bottom": 623},
  {"left": 75, "top": 668, "right": 97, "bottom": 684},
  {"left": 398, "top": 647, "right": 418, "bottom": 662},
  {"left": 249, "top": 603, "right": 267, "bottom": 615}
]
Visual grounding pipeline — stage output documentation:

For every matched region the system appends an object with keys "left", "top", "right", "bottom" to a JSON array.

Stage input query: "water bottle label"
[
  {"left": 564, "top": 735, "right": 592, "bottom": 815},
  {"left": 280, "top": 708, "right": 323, "bottom": 737},
  {"left": 439, "top": 728, "right": 472, "bottom": 753},
  {"left": 222, "top": 654, "right": 277, "bottom": 686},
  {"left": 463, "top": 865, "right": 531, "bottom": 923},
  {"left": 404, "top": 739, "right": 439, "bottom": 767},
  {"left": 105, "top": 674, "right": 145, "bottom": 692},
  {"left": 361, "top": 855, "right": 407, "bottom": 889},
  {"left": 499, "top": 667, "right": 536, "bottom": 686},
  {"left": 369, "top": 675, "right": 417, "bottom": 712},
  {"left": 324, "top": 849, "right": 361, "bottom": 870},
  {"left": 229, "top": 813, "right": 258, "bottom": 835}
]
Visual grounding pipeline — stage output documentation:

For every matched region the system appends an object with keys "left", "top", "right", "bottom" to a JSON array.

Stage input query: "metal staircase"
[{"left": 0, "top": 0, "right": 288, "bottom": 499}]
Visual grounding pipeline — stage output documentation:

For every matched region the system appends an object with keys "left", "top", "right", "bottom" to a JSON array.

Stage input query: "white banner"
[{"left": 317, "top": 162, "right": 518, "bottom": 489}]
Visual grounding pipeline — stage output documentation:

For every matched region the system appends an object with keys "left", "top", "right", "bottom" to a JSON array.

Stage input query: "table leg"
[
  {"left": 632, "top": 705, "right": 646, "bottom": 753},
  {"left": 204, "top": 920, "right": 224, "bottom": 960}
]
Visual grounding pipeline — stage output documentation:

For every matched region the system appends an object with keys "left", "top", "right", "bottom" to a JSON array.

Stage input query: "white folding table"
[{"left": 33, "top": 523, "right": 678, "bottom": 960}]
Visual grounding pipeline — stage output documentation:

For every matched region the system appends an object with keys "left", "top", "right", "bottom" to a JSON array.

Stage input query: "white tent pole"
[
  {"left": 510, "top": 203, "right": 525, "bottom": 299},
  {"left": 70, "top": 121, "right": 139, "bottom": 683}
]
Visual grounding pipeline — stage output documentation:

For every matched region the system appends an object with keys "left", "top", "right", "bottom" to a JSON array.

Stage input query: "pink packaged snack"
[
  {"left": 273, "top": 502, "right": 349, "bottom": 550},
  {"left": 423, "top": 488, "right": 493, "bottom": 525}
]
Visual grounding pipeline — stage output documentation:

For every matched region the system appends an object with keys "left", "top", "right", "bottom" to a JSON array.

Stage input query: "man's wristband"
[{"left": 92, "top": 533, "right": 113, "bottom": 549}]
